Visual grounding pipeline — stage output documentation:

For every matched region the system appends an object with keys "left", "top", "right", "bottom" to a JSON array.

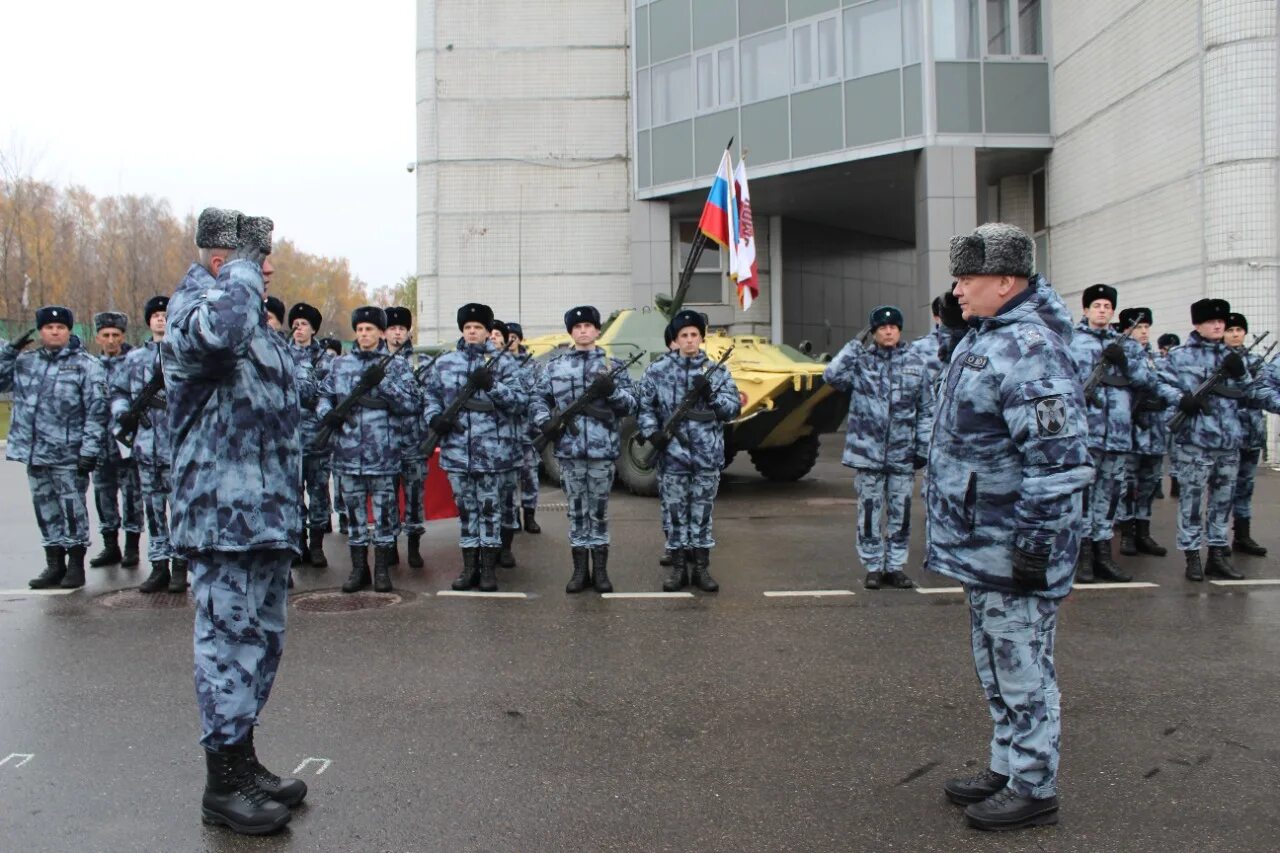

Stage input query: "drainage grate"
[
  {"left": 98, "top": 589, "right": 192, "bottom": 609},
  {"left": 291, "top": 590, "right": 407, "bottom": 613}
]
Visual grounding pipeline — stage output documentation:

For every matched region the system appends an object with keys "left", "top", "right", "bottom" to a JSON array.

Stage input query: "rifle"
[
  {"left": 640, "top": 346, "right": 735, "bottom": 468},
  {"left": 1082, "top": 320, "right": 1139, "bottom": 401},
  {"left": 311, "top": 350, "right": 397, "bottom": 450},
  {"left": 1169, "top": 330, "right": 1270, "bottom": 432},
  {"left": 412, "top": 355, "right": 437, "bottom": 386},
  {"left": 114, "top": 354, "right": 165, "bottom": 449},
  {"left": 418, "top": 349, "right": 506, "bottom": 457},
  {"left": 533, "top": 351, "right": 645, "bottom": 452}
]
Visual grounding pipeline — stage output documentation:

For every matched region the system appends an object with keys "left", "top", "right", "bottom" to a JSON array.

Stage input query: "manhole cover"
[
  {"left": 291, "top": 590, "right": 407, "bottom": 612},
  {"left": 98, "top": 589, "right": 192, "bottom": 609}
]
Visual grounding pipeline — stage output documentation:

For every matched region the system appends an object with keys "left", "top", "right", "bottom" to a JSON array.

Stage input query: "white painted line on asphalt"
[
  {"left": 763, "top": 590, "right": 856, "bottom": 598},
  {"left": 435, "top": 590, "right": 529, "bottom": 599},
  {"left": 600, "top": 592, "right": 695, "bottom": 599},
  {"left": 1209, "top": 578, "right": 1280, "bottom": 587},
  {"left": 292, "top": 757, "right": 331, "bottom": 775},
  {"left": 0, "top": 588, "right": 78, "bottom": 596},
  {"left": 915, "top": 586, "right": 964, "bottom": 594},
  {"left": 1075, "top": 582, "right": 1159, "bottom": 589},
  {"left": 0, "top": 753, "right": 34, "bottom": 768}
]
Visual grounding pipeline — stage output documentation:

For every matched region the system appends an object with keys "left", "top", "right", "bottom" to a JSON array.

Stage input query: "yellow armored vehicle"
[{"left": 524, "top": 307, "right": 847, "bottom": 495}]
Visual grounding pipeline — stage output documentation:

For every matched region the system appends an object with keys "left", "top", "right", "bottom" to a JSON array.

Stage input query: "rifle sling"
[
  {"left": 579, "top": 401, "right": 615, "bottom": 423},
  {"left": 1098, "top": 373, "right": 1131, "bottom": 388},
  {"left": 462, "top": 397, "right": 496, "bottom": 413},
  {"left": 1210, "top": 385, "right": 1245, "bottom": 399},
  {"left": 357, "top": 395, "right": 390, "bottom": 410},
  {"left": 683, "top": 409, "right": 716, "bottom": 423}
]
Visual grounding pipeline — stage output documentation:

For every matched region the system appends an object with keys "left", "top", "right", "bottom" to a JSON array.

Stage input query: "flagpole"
[{"left": 669, "top": 137, "right": 733, "bottom": 316}]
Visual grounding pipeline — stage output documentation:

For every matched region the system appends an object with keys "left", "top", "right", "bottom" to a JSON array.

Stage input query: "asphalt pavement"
[{"left": 1, "top": 439, "right": 1278, "bottom": 852}]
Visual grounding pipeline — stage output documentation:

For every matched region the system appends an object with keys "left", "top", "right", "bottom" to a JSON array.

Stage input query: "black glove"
[
  {"left": 10, "top": 329, "right": 35, "bottom": 351},
  {"left": 77, "top": 456, "right": 97, "bottom": 476},
  {"left": 913, "top": 455, "right": 927, "bottom": 471},
  {"left": 589, "top": 373, "right": 616, "bottom": 398},
  {"left": 116, "top": 410, "right": 141, "bottom": 437},
  {"left": 539, "top": 421, "right": 564, "bottom": 443},
  {"left": 1177, "top": 393, "right": 1209, "bottom": 417},
  {"left": 647, "top": 433, "right": 671, "bottom": 452},
  {"left": 690, "top": 374, "right": 712, "bottom": 399},
  {"left": 1012, "top": 546, "right": 1050, "bottom": 592},
  {"left": 429, "top": 414, "right": 455, "bottom": 435},
  {"left": 321, "top": 410, "right": 347, "bottom": 430},
  {"left": 1101, "top": 343, "right": 1127, "bottom": 368},
  {"left": 1221, "top": 351, "right": 1246, "bottom": 379},
  {"left": 468, "top": 366, "right": 494, "bottom": 391}
]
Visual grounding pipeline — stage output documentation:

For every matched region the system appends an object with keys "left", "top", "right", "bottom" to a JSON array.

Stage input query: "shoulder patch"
[
  {"left": 1034, "top": 396, "right": 1068, "bottom": 436},
  {"left": 1019, "top": 326, "right": 1046, "bottom": 349},
  {"left": 964, "top": 354, "right": 988, "bottom": 369}
]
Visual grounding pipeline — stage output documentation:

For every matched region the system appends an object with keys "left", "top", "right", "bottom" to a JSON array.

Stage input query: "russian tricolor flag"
[{"left": 697, "top": 149, "right": 740, "bottom": 280}]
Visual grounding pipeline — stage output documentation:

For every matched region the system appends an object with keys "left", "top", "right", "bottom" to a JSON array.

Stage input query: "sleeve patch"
[{"left": 1034, "top": 396, "right": 1068, "bottom": 435}]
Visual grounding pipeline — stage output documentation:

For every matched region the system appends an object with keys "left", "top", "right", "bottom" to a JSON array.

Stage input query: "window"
[
  {"left": 741, "top": 28, "right": 788, "bottom": 103},
  {"left": 1018, "top": 0, "right": 1043, "bottom": 55},
  {"left": 717, "top": 47, "right": 736, "bottom": 104},
  {"left": 1032, "top": 169, "right": 1046, "bottom": 233},
  {"left": 986, "top": 0, "right": 1010, "bottom": 54},
  {"left": 933, "top": 0, "right": 978, "bottom": 59},
  {"left": 651, "top": 57, "right": 691, "bottom": 125},
  {"left": 902, "top": 0, "right": 921, "bottom": 63},
  {"left": 695, "top": 44, "right": 737, "bottom": 113},
  {"left": 636, "top": 69, "right": 651, "bottom": 129},
  {"left": 793, "top": 14, "right": 840, "bottom": 89},
  {"left": 844, "top": 0, "right": 901, "bottom": 79},
  {"left": 677, "top": 222, "right": 725, "bottom": 305}
]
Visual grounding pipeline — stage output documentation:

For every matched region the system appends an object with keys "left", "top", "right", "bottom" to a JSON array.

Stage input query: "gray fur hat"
[
  {"left": 195, "top": 207, "right": 242, "bottom": 249},
  {"left": 238, "top": 215, "right": 274, "bottom": 255},
  {"left": 93, "top": 311, "right": 128, "bottom": 333},
  {"left": 948, "top": 222, "right": 1035, "bottom": 278}
]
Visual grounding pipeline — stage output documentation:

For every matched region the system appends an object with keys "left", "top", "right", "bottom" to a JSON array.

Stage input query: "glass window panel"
[
  {"left": 637, "top": 68, "right": 651, "bottom": 129},
  {"left": 933, "top": 0, "right": 978, "bottom": 59},
  {"left": 1018, "top": 0, "right": 1042, "bottom": 54},
  {"left": 696, "top": 53, "right": 716, "bottom": 111},
  {"left": 902, "top": 0, "right": 921, "bottom": 63},
  {"left": 718, "top": 47, "right": 736, "bottom": 104},
  {"left": 845, "top": 0, "right": 901, "bottom": 79},
  {"left": 741, "top": 28, "right": 788, "bottom": 102},
  {"left": 793, "top": 23, "right": 814, "bottom": 87},
  {"left": 986, "top": 0, "right": 1010, "bottom": 54},
  {"left": 651, "top": 57, "right": 691, "bottom": 125},
  {"left": 679, "top": 222, "right": 723, "bottom": 271},
  {"left": 818, "top": 17, "right": 839, "bottom": 81},
  {"left": 1032, "top": 170, "right": 1047, "bottom": 233}
]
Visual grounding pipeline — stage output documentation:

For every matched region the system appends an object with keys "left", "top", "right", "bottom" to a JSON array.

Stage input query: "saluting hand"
[{"left": 9, "top": 329, "right": 35, "bottom": 351}]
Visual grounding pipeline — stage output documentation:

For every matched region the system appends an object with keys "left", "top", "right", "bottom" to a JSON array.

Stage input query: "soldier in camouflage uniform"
[
  {"left": 262, "top": 296, "right": 286, "bottom": 335},
  {"left": 1, "top": 306, "right": 108, "bottom": 590},
  {"left": 89, "top": 311, "right": 143, "bottom": 569},
  {"left": 288, "top": 302, "right": 334, "bottom": 567},
  {"left": 1066, "top": 284, "right": 1157, "bottom": 583},
  {"left": 317, "top": 306, "right": 417, "bottom": 593},
  {"left": 506, "top": 322, "right": 543, "bottom": 536},
  {"left": 384, "top": 306, "right": 428, "bottom": 569},
  {"left": 531, "top": 305, "right": 638, "bottom": 593},
  {"left": 908, "top": 293, "right": 954, "bottom": 385},
  {"left": 1154, "top": 299, "right": 1250, "bottom": 582},
  {"left": 424, "top": 303, "right": 528, "bottom": 593},
  {"left": 824, "top": 306, "right": 933, "bottom": 590},
  {"left": 486, "top": 319, "right": 524, "bottom": 569},
  {"left": 112, "top": 296, "right": 186, "bottom": 593},
  {"left": 1113, "top": 307, "right": 1170, "bottom": 557},
  {"left": 657, "top": 321, "right": 678, "bottom": 568},
  {"left": 638, "top": 309, "right": 741, "bottom": 593},
  {"left": 928, "top": 224, "right": 1091, "bottom": 832},
  {"left": 1222, "top": 313, "right": 1268, "bottom": 557},
  {"left": 164, "top": 209, "right": 306, "bottom": 835}
]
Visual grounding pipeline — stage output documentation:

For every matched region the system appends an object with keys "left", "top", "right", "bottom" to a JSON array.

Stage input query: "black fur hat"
[
  {"left": 939, "top": 292, "right": 966, "bottom": 330},
  {"left": 385, "top": 306, "right": 412, "bottom": 330},
  {"left": 1118, "top": 306, "right": 1152, "bottom": 328},
  {"left": 663, "top": 322, "right": 676, "bottom": 347},
  {"left": 144, "top": 296, "right": 170, "bottom": 325},
  {"left": 868, "top": 305, "right": 904, "bottom": 331},
  {"left": 263, "top": 296, "right": 286, "bottom": 325},
  {"left": 352, "top": 305, "right": 388, "bottom": 331},
  {"left": 1190, "top": 298, "right": 1230, "bottom": 324},
  {"left": 94, "top": 311, "right": 128, "bottom": 333},
  {"left": 1157, "top": 333, "right": 1181, "bottom": 349},
  {"left": 948, "top": 223, "right": 1035, "bottom": 278},
  {"left": 564, "top": 305, "right": 602, "bottom": 332},
  {"left": 457, "top": 302, "right": 494, "bottom": 331},
  {"left": 35, "top": 305, "right": 73, "bottom": 329},
  {"left": 321, "top": 336, "right": 343, "bottom": 355},
  {"left": 238, "top": 215, "right": 273, "bottom": 256},
  {"left": 1082, "top": 284, "right": 1118, "bottom": 310},
  {"left": 1225, "top": 312, "right": 1248, "bottom": 332},
  {"left": 506, "top": 322, "right": 524, "bottom": 340},
  {"left": 288, "top": 302, "right": 322, "bottom": 333},
  {"left": 195, "top": 207, "right": 241, "bottom": 249},
  {"left": 670, "top": 309, "right": 706, "bottom": 337},
  {"left": 490, "top": 319, "right": 510, "bottom": 341}
]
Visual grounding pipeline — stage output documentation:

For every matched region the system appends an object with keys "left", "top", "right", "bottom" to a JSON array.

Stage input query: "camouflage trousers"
[
  {"left": 1232, "top": 448, "right": 1260, "bottom": 519},
  {"left": 137, "top": 463, "right": 172, "bottom": 562},
  {"left": 447, "top": 471, "right": 506, "bottom": 548},
  {"left": 518, "top": 444, "right": 539, "bottom": 509},
  {"left": 500, "top": 469, "right": 520, "bottom": 531},
  {"left": 1082, "top": 450, "right": 1125, "bottom": 541},
  {"left": 659, "top": 470, "right": 720, "bottom": 550},
  {"left": 852, "top": 469, "right": 913, "bottom": 573},
  {"left": 1117, "top": 453, "right": 1164, "bottom": 523},
  {"left": 191, "top": 549, "right": 290, "bottom": 749},
  {"left": 1171, "top": 445, "right": 1238, "bottom": 550},
  {"left": 561, "top": 459, "right": 614, "bottom": 547},
  {"left": 336, "top": 474, "right": 398, "bottom": 547},
  {"left": 92, "top": 457, "right": 142, "bottom": 534},
  {"left": 967, "top": 587, "right": 1062, "bottom": 799},
  {"left": 27, "top": 465, "right": 91, "bottom": 548},
  {"left": 301, "top": 453, "right": 332, "bottom": 532},
  {"left": 396, "top": 457, "right": 427, "bottom": 536}
]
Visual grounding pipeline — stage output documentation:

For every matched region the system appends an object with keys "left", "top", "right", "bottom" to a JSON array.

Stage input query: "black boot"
[
  {"left": 883, "top": 570, "right": 916, "bottom": 589},
  {"left": 342, "top": 545, "right": 371, "bottom": 593},
  {"left": 1074, "top": 538, "right": 1095, "bottom": 584},
  {"left": 864, "top": 571, "right": 882, "bottom": 590},
  {"left": 1184, "top": 549, "right": 1204, "bottom": 582},
  {"left": 245, "top": 730, "right": 307, "bottom": 807},
  {"left": 1118, "top": 520, "right": 1138, "bottom": 556},
  {"left": 122, "top": 530, "right": 141, "bottom": 567},
  {"left": 60, "top": 546, "right": 87, "bottom": 589},
  {"left": 373, "top": 546, "right": 394, "bottom": 593},
  {"left": 452, "top": 548, "right": 480, "bottom": 591},
  {"left": 523, "top": 507, "right": 541, "bottom": 534},
  {"left": 89, "top": 530, "right": 122, "bottom": 567},
  {"left": 168, "top": 557, "right": 188, "bottom": 593},
  {"left": 336, "top": 511, "right": 349, "bottom": 537},
  {"left": 566, "top": 547, "right": 590, "bottom": 594},
  {"left": 964, "top": 787, "right": 1059, "bottom": 831},
  {"left": 662, "top": 548, "right": 688, "bottom": 592},
  {"left": 1232, "top": 518, "right": 1267, "bottom": 557},
  {"left": 659, "top": 550, "right": 673, "bottom": 567},
  {"left": 139, "top": 560, "right": 170, "bottom": 593},
  {"left": 407, "top": 532, "right": 424, "bottom": 568},
  {"left": 592, "top": 546, "right": 613, "bottom": 593},
  {"left": 1134, "top": 520, "right": 1167, "bottom": 556},
  {"left": 29, "top": 546, "right": 67, "bottom": 589},
  {"left": 1154, "top": 480, "right": 1165, "bottom": 500},
  {"left": 1091, "top": 539, "right": 1132, "bottom": 582},
  {"left": 391, "top": 540, "right": 401, "bottom": 567},
  {"left": 944, "top": 768, "right": 1010, "bottom": 805},
  {"left": 691, "top": 547, "right": 719, "bottom": 592},
  {"left": 292, "top": 529, "right": 305, "bottom": 567},
  {"left": 498, "top": 528, "right": 517, "bottom": 568},
  {"left": 478, "top": 547, "right": 499, "bottom": 592},
  {"left": 1170, "top": 476, "right": 1180, "bottom": 498},
  {"left": 308, "top": 530, "right": 328, "bottom": 568},
  {"left": 1205, "top": 545, "right": 1244, "bottom": 580},
  {"left": 201, "top": 743, "right": 291, "bottom": 835}
]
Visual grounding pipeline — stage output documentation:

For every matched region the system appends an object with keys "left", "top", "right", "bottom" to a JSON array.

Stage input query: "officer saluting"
[{"left": 927, "top": 223, "right": 1091, "bottom": 831}]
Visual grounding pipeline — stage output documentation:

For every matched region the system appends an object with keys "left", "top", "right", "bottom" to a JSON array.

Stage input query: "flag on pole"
[
  {"left": 733, "top": 159, "right": 758, "bottom": 311},
  {"left": 696, "top": 149, "right": 740, "bottom": 282}
]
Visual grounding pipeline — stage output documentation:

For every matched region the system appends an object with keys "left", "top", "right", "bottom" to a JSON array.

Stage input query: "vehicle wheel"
[
  {"left": 539, "top": 443, "right": 563, "bottom": 487},
  {"left": 723, "top": 446, "right": 738, "bottom": 469},
  {"left": 616, "top": 417, "right": 660, "bottom": 496},
  {"left": 748, "top": 434, "right": 820, "bottom": 482}
]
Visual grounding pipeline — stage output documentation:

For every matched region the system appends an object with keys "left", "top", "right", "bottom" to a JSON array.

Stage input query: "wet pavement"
[{"left": 1, "top": 440, "right": 1279, "bottom": 851}]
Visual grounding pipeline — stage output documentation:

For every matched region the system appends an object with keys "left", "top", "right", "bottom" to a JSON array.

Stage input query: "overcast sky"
[{"left": 0, "top": 0, "right": 416, "bottom": 289}]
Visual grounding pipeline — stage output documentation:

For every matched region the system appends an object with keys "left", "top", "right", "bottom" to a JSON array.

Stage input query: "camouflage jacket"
[
  {"left": 316, "top": 344, "right": 417, "bottom": 476},
  {"left": 289, "top": 339, "right": 333, "bottom": 456},
  {"left": 1155, "top": 331, "right": 1252, "bottom": 451},
  {"left": 1130, "top": 345, "right": 1170, "bottom": 455},
  {"left": 908, "top": 325, "right": 949, "bottom": 386},
  {"left": 389, "top": 345, "right": 428, "bottom": 462},
  {"left": 530, "top": 347, "right": 638, "bottom": 461},
  {"left": 109, "top": 341, "right": 171, "bottom": 471},
  {"left": 511, "top": 350, "right": 543, "bottom": 448},
  {"left": 1235, "top": 349, "right": 1267, "bottom": 451},
  {"left": 0, "top": 336, "right": 107, "bottom": 467},
  {"left": 1068, "top": 321, "right": 1157, "bottom": 453},
  {"left": 163, "top": 260, "right": 303, "bottom": 555},
  {"left": 422, "top": 339, "right": 528, "bottom": 474},
  {"left": 637, "top": 350, "right": 741, "bottom": 474},
  {"left": 97, "top": 345, "right": 133, "bottom": 462},
  {"left": 823, "top": 340, "right": 933, "bottom": 474},
  {"left": 925, "top": 277, "right": 1092, "bottom": 600}
]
